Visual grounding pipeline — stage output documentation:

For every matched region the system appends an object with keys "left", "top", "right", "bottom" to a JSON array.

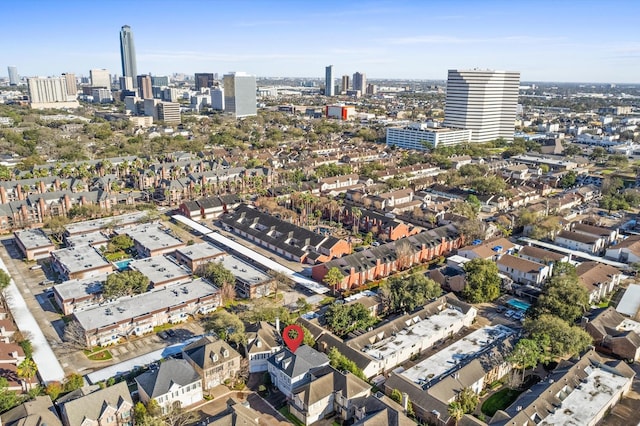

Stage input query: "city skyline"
[{"left": 3, "top": 0, "right": 640, "bottom": 83}]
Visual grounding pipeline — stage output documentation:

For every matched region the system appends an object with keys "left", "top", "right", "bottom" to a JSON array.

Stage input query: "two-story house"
[
  {"left": 245, "top": 321, "right": 282, "bottom": 373},
  {"left": 57, "top": 382, "right": 133, "bottom": 426},
  {"left": 267, "top": 346, "right": 330, "bottom": 398},
  {"left": 576, "top": 262, "right": 623, "bottom": 304},
  {"left": 182, "top": 336, "right": 241, "bottom": 390},
  {"left": 554, "top": 230, "right": 606, "bottom": 255},
  {"left": 497, "top": 254, "right": 551, "bottom": 287},
  {"left": 135, "top": 359, "right": 203, "bottom": 414}
]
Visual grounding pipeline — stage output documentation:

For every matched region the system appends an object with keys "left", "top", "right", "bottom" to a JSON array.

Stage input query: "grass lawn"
[
  {"left": 278, "top": 407, "right": 305, "bottom": 426},
  {"left": 481, "top": 388, "right": 523, "bottom": 417},
  {"left": 85, "top": 349, "right": 113, "bottom": 361}
]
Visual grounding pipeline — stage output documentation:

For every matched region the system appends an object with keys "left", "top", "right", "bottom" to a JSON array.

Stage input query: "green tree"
[
  {"left": 462, "top": 258, "right": 501, "bottom": 303},
  {"left": 17, "top": 358, "right": 38, "bottom": 389},
  {"left": 532, "top": 269, "right": 589, "bottom": 323},
  {"left": 64, "top": 373, "right": 84, "bottom": 392},
  {"left": 296, "top": 297, "right": 312, "bottom": 314},
  {"left": 134, "top": 402, "right": 148, "bottom": 424},
  {"left": 102, "top": 271, "right": 149, "bottom": 299},
  {"left": 301, "top": 324, "right": 316, "bottom": 347},
  {"left": 559, "top": 171, "right": 577, "bottom": 189},
  {"left": 390, "top": 388, "right": 403, "bottom": 404},
  {"left": 456, "top": 387, "right": 479, "bottom": 414},
  {"left": 323, "top": 267, "right": 345, "bottom": 294},
  {"left": 203, "top": 310, "right": 246, "bottom": 346},
  {"left": 18, "top": 339, "right": 33, "bottom": 359},
  {"left": 448, "top": 401, "right": 465, "bottom": 425},
  {"left": 380, "top": 273, "right": 442, "bottom": 313},
  {"left": 525, "top": 314, "right": 593, "bottom": 359},
  {"left": 0, "top": 377, "right": 19, "bottom": 412},
  {"left": 202, "top": 262, "right": 236, "bottom": 303},
  {"left": 325, "top": 302, "right": 376, "bottom": 336},
  {"left": 107, "top": 234, "right": 134, "bottom": 252},
  {"left": 508, "top": 338, "right": 542, "bottom": 383},
  {"left": 327, "top": 347, "right": 366, "bottom": 380}
]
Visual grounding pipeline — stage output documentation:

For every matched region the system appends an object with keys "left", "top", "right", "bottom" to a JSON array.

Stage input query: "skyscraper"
[
  {"left": 352, "top": 72, "right": 366, "bottom": 94},
  {"left": 90, "top": 69, "right": 111, "bottom": 88},
  {"left": 195, "top": 73, "right": 215, "bottom": 90},
  {"left": 341, "top": 75, "right": 350, "bottom": 93},
  {"left": 325, "top": 65, "right": 335, "bottom": 96},
  {"left": 443, "top": 69, "right": 520, "bottom": 143},
  {"left": 7, "top": 66, "right": 18, "bottom": 85},
  {"left": 223, "top": 72, "right": 257, "bottom": 118},
  {"left": 27, "top": 77, "right": 79, "bottom": 109},
  {"left": 119, "top": 76, "right": 134, "bottom": 91},
  {"left": 62, "top": 73, "right": 77, "bottom": 95},
  {"left": 120, "top": 25, "right": 138, "bottom": 88},
  {"left": 137, "top": 75, "right": 153, "bottom": 99}
]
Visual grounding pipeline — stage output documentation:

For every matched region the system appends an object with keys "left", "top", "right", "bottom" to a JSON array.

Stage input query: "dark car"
[
  {"left": 158, "top": 331, "right": 169, "bottom": 339},
  {"left": 166, "top": 329, "right": 176, "bottom": 337}
]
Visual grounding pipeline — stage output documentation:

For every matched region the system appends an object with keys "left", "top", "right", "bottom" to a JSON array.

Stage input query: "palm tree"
[
  {"left": 323, "top": 266, "right": 345, "bottom": 295},
  {"left": 447, "top": 401, "right": 464, "bottom": 426},
  {"left": 351, "top": 206, "right": 362, "bottom": 235},
  {"left": 17, "top": 358, "right": 38, "bottom": 391}
]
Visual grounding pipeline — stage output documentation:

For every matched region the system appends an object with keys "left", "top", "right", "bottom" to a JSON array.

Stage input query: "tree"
[
  {"left": 448, "top": 401, "right": 464, "bottom": 425},
  {"left": 296, "top": 297, "right": 312, "bottom": 314},
  {"left": 102, "top": 271, "right": 149, "bottom": 299},
  {"left": 328, "top": 347, "right": 366, "bottom": 380},
  {"left": 300, "top": 324, "right": 316, "bottom": 347},
  {"left": 133, "top": 402, "right": 148, "bottom": 424},
  {"left": 45, "top": 216, "right": 70, "bottom": 242},
  {"left": 508, "top": 338, "right": 542, "bottom": 383},
  {"left": 532, "top": 269, "right": 589, "bottom": 323},
  {"left": 203, "top": 310, "right": 246, "bottom": 346},
  {"left": 462, "top": 258, "right": 501, "bottom": 303},
  {"left": 17, "top": 358, "right": 38, "bottom": 390},
  {"left": 325, "top": 302, "right": 376, "bottom": 336},
  {"left": 0, "top": 377, "right": 19, "bottom": 412},
  {"left": 202, "top": 262, "right": 236, "bottom": 303},
  {"left": 390, "top": 388, "right": 403, "bottom": 404},
  {"left": 380, "top": 273, "right": 442, "bottom": 313},
  {"left": 560, "top": 171, "right": 577, "bottom": 189},
  {"left": 525, "top": 314, "right": 593, "bottom": 359},
  {"left": 45, "top": 381, "right": 63, "bottom": 401},
  {"left": 323, "top": 267, "right": 344, "bottom": 294},
  {"left": 164, "top": 406, "right": 198, "bottom": 426},
  {"left": 107, "top": 234, "right": 134, "bottom": 252},
  {"left": 0, "top": 269, "right": 10, "bottom": 303},
  {"left": 64, "top": 373, "right": 84, "bottom": 392},
  {"left": 456, "top": 387, "right": 479, "bottom": 414},
  {"left": 63, "top": 321, "right": 89, "bottom": 350}
]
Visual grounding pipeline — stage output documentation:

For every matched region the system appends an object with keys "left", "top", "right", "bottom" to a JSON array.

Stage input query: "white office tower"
[
  {"left": 119, "top": 76, "right": 134, "bottom": 91},
  {"left": 223, "top": 72, "right": 256, "bottom": 118},
  {"left": 210, "top": 87, "right": 224, "bottom": 110},
  {"left": 444, "top": 69, "right": 520, "bottom": 143},
  {"left": 7, "top": 66, "right": 18, "bottom": 85},
  {"left": 90, "top": 69, "right": 111, "bottom": 89},
  {"left": 325, "top": 65, "right": 335, "bottom": 96},
  {"left": 27, "top": 77, "right": 80, "bottom": 109},
  {"left": 62, "top": 73, "right": 77, "bottom": 96}
]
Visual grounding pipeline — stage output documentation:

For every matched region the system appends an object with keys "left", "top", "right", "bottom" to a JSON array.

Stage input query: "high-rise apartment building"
[
  {"left": 341, "top": 75, "right": 350, "bottom": 93},
  {"left": 137, "top": 75, "right": 153, "bottom": 99},
  {"left": 90, "top": 69, "right": 111, "bottom": 89},
  {"left": 325, "top": 65, "right": 335, "bottom": 96},
  {"left": 157, "top": 102, "right": 181, "bottom": 124},
  {"left": 211, "top": 87, "right": 224, "bottom": 110},
  {"left": 27, "top": 77, "right": 79, "bottom": 109},
  {"left": 223, "top": 72, "right": 256, "bottom": 118},
  {"left": 7, "top": 66, "right": 18, "bottom": 85},
  {"left": 151, "top": 76, "right": 169, "bottom": 87},
  {"left": 443, "top": 69, "right": 520, "bottom": 143},
  {"left": 195, "top": 73, "right": 215, "bottom": 90},
  {"left": 352, "top": 72, "right": 366, "bottom": 94},
  {"left": 120, "top": 25, "right": 138, "bottom": 87},
  {"left": 62, "top": 73, "right": 77, "bottom": 95}
]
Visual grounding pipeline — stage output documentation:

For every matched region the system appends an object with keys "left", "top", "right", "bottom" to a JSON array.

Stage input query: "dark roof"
[
  {"left": 182, "top": 336, "right": 240, "bottom": 370},
  {"left": 135, "top": 359, "right": 200, "bottom": 398},
  {"left": 58, "top": 382, "right": 133, "bottom": 426},
  {"left": 245, "top": 321, "right": 281, "bottom": 354},
  {"left": 519, "top": 245, "right": 566, "bottom": 262},
  {"left": 1, "top": 396, "right": 62, "bottom": 426},
  {"left": 267, "top": 345, "right": 329, "bottom": 379},
  {"left": 292, "top": 366, "right": 370, "bottom": 407},
  {"left": 557, "top": 230, "right": 600, "bottom": 244}
]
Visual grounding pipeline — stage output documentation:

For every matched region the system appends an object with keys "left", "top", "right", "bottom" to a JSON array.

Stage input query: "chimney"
[
  {"left": 402, "top": 392, "right": 409, "bottom": 412},
  {"left": 0, "top": 187, "right": 7, "bottom": 204},
  {"left": 275, "top": 317, "right": 280, "bottom": 333}
]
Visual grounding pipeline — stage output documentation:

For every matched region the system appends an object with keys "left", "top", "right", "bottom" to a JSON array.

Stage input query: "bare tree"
[
  {"left": 163, "top": 406, "right": 198, "bottom": 426},
  {"left": 63, "top": 321, "right": 89, "bottom": 351},
  {"left": 395, "top": 240, "right": 415, "bottom": 271}
]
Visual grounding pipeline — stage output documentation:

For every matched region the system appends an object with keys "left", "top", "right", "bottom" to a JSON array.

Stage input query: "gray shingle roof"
[
  {"left": 135, "top": 358, "right": 200, "bottom": 398},
  {"left": 58, "top": 381, "right": 132, "bottom": 426},
  {"left": 267, "top": 345, "right": 329, "bottom": 379}
]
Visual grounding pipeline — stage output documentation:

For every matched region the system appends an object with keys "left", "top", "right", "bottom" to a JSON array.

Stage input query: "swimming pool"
[
  {"left": 114, "top": 259, "right": 133, "bottom": 271},
  {"left": 507, "top": 298, "right": 531, "bottom": 311}
]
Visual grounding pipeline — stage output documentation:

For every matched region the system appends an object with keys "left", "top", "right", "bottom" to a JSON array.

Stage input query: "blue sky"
[{"left": 5, "top": 0, "right": 640, "bottom": 83}]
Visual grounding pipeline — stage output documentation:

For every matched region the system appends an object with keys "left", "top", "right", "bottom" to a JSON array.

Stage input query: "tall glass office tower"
[{"left": 120, "top": 25, "right": 138, "bottom": 88}]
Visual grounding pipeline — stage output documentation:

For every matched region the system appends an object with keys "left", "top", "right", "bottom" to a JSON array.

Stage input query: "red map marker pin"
[{"left": 282, "top": 324, "right": 304, "bottom": 353}]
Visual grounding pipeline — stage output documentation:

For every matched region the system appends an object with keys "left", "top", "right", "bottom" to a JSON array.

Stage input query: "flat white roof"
[
  {"left": 65, "top": 212, "right": 148, "bottom": 236},
  {"left": 214, "top": 254, "right": 270, "bottom": 285},
  {"left": 616, "top": 284, "right": 640, "bottom": 317},
  {"left": 124, "top": 223, "right": 184, "bottom": 252},
  {"left": 363, "top": 308, "right": 466, "bottom": 361},
  {"left": 401, "top": 325, "right": 514, "bottom": 385},
  {"left": 128, "top": 256, "right": 191, "bottom": 285},
  {"left": 52, "top": 246, "right": 112, "bottom": 275},
  {"left": 54, "top": 273, "right": 109, "bottom": 301},
  {"left": 74, "top": 278, "right": 219, "bottom": 331},
  {"left": 66, "top": 231, "right": 110, "bottom": 247},
  {"left": 14, "top": 228, "right": 54, "bottom": 250},
  {"left": 175, "top": 242, "right": 225, "bottom": 263},
  {"left": 540, "top": 366, "right": 631, "bottom": 425}
]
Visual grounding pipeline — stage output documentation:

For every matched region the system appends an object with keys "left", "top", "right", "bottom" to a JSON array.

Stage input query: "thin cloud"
[
  {"left": 382, "top": 35, "right": 566, "bottom": 45},
  {"left": 138, "top": 51, "right": 315, "bottom": 62}
]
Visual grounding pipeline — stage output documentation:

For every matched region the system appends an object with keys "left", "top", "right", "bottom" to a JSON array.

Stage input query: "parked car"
[
  {"left": 158, "top": 331, "right": 169, "bottom": 340},
  {"left": 30, "top": 265, "right": 42, "bottom": 270},
  {"left": 166, "top": 329, "right": 176, "bottom": 337},
  {"left": 505, "top": 310, "right": 515, "bottom": 318}
]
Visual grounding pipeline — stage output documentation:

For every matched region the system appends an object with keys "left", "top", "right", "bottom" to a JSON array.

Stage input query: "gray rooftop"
[
  {"left": 73, "top": 278, "right": 219, "bottom": 331},
  {"left": 214, "top": 254, "right": 270, "bottom": 286},
  {"left": 124, "top": 223, "right": 184, "bottom": 253},
  {"left": 52, "top": 246, "right": 112, "bottom": 275},
  {"left": 175, "top": 242, "right": 225, "bottom": 263},
  {"left": 54, "top": 273, "right": 109, "bottom": 302},
  {"left": 14, "top": 228, "right": 54, "bottom": 250},
  {"left": 64, "top": 212, "right": 148, "bottom": 236},
  {"left": 65, "top": 231, "right": 110, "bottom": 247},
  {"left": 268, "top": 345, "right": 329, "bottom": 379},
  {"left": 128, "top": 256, "right": 191, "bottom": 286},
  {"left": 135, "top": 358, "right": 200, "bottom": 399}
]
